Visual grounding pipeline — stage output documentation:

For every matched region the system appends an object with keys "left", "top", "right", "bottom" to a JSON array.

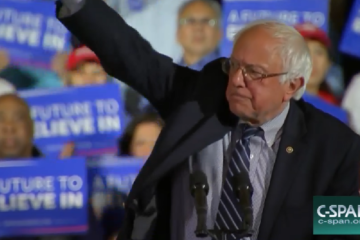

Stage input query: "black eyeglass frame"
[{"left": 221, "top": 58, "right": 288, "bottom": 81}]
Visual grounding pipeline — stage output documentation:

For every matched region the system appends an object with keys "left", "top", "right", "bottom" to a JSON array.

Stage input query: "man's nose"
[
  {"left": 83, "top": 73, "right": 95, "bottom": 84},
  {"left": 229, "top": 68, "right": 246, "bottom": 88}
]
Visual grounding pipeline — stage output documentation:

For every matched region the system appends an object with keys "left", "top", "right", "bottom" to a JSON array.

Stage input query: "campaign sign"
[
  {"left": 0, "top": 0, "right": 70, "bottom": 68},
  {"left": 87, "top": 156, "right": 144, "bottom": 219},
  {"left": 19, "top": 83, "right": 125, "bottom": 158},
  {"left": 339, "top": 0, "right": 360, "bottom": 58},
  {"left": 221, "top": 0, "right": 329, "bottom": 57},
  {"left": 0, "top": 158, "right": 87, "bottom": 237}
]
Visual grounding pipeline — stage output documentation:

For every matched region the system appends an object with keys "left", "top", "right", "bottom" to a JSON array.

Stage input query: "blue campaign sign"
[
  {"left": 221, "top": 0, "right": 329, "bottom": 57},
  {"left": 339, "top": 0, "right": 360, "bottom": 58},
  {"left": 0, "top": 157, "right": 88, "bottom": 237},
  {"left": 87, "top": 156, "right": 144, "bottom": 218},
  {"left": 19, "top": 83, "right": 125, "bottom": 158},
  {"left": 0, "top": 0, "right": 70, "bottom": 69}
]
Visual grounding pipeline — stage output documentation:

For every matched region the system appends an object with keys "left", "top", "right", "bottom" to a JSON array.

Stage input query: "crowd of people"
[{"left": 1, "top": 0, "right": 360, "bottom": 239}]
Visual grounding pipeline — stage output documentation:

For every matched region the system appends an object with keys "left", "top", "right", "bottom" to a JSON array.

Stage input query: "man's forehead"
[
  {"left": 180, "top": 1, "right": 216, "bottom": 15},
  {"left": 232, "top": 28, "right": 282, "bottom": 69},
  {"left": 0, "top": 94, "right": 29, "bottom": 109}
]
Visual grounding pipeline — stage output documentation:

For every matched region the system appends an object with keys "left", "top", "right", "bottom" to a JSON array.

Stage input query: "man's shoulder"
[
  {"left": 202, "top": 57, "right": 225, "bottom": 70},
  {"left": 299, "top": 100, "right": 358, "bottom": 143},
  {"left": 199, "top": 57, "right": 227, "bottom": 81}
]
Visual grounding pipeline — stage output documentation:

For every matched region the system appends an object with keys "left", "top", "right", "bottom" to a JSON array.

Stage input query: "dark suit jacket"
[{"left": 57, "top": 1, "right": 360, "bottom": 239}]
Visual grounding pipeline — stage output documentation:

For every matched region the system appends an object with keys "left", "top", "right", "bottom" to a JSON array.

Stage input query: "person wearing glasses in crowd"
[
  {"left": 176, "top": 0, "right": 222, "bottom": 70},
  {"left": 122, "top": 0, "right": 223, "bottom": 120},
  {"left": 57, "top": 0, "right": 360, "bottom": 239}
]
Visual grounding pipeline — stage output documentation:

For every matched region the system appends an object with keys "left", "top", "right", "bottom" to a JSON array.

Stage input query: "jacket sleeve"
[{"left": 56, "top": 0, "right": 199, "bottom": 119}]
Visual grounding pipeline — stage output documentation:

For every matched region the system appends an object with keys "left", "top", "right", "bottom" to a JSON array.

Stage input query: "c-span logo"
[{"left": 313, "top": 196, "right": 360, "bottom": 235}]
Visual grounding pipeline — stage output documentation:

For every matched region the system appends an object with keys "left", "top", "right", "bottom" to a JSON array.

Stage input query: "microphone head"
[
  {"left": 190, "top": 170, "right": 209, "bottom": 195},
  {"left": 233, "top": 172, "right": 253, "bottom": 194}
]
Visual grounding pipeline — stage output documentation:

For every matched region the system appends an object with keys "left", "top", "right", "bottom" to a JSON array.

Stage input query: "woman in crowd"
[
  {"left": 118, "top": 113, "right": 164, "bottom": 158},
  {"left": 293, "top": 23, "right": 348, "bottom": 123},
  {"left": 294, "top": 23, "right": 339, "bottom": 105}
]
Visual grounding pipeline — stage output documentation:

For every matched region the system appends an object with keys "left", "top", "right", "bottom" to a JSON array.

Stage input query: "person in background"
[
  {"left": 0, "top": 78, "right": 16, "bottom": 95},
  {"left": 0, "top": 93, "right": 117, "bottom": 240},
  {"left": 294, "top": 23, "right": 338, "bottom": 105},
  {"left": 0, "top": 50, "right": 40, "bottom": 91},
  {"left": 0, "top": 93, "right": 44, "bottom": 240},
  {"left": 64, "top": 43, "right": 149, "bottom": 125},
  {"left": 0, "top": 49, "right": 63, "bottom": 89},
  {"left": 64, "top": 45, "right": 108, "bottom": 86},
  {"left": 176, "top": 0, "right": 222, "bottom": 70},
  {"left": 118, "top": 113, "right": 163, "bottom": 158},
  {"left": 0, "top": 94, "right": 39, "bottom": 160},
  {"left": 120, "top": 0, "right": 222, "bottom": 115},
  {"left": 342, "top": 73, "right": 360, "bottom": 135},
  {"left": 294, "top": 23, "right": 348, "bottom": 123}
]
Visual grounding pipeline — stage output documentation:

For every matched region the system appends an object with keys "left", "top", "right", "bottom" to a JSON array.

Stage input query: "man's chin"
[{"left": 0, "top": 150, "right": 23, "bottom": 160}]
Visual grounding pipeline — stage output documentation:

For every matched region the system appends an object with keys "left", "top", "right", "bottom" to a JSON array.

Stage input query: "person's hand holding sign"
[
  {"left": 0, "top": 50, "right": 9, "bottom": 71},
  {"left": 60, "top": 142, "right": 75, "bottom": 159}
]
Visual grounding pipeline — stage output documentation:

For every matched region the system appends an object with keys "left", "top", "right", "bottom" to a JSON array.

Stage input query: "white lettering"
[
  {"left": 31, "top": 102, "right": 92, "bottom": 121},
  {"left": 95, "top": 99, "right": 119, "bottom": 114},
  {"left": 0, "top": 193, "right": 56, "bottom": 212},
  {"left": 57, "top": 175, "right": 83, "bottom": 191},
  {"left": 227, "top": 9, "right": 325, "bottom": 28},
  {"left": 59, "top": 192, "right": 83, "bottom": 209},
  {"left": 0, "top": 177, "right": 54, "bottom": 194},
  {"left": 97, "top": 116, "right": 121, "bottom": 133},
  {"left": 34, "top": 117, "right": 95, "bottom": 138}
]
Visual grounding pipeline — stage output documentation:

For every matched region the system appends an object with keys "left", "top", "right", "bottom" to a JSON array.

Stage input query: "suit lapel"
[
  {"left": 128, "top": 58, "right": 235, "bottom": 201},
  {"left": 129, "top": 103, "right": 237, "bottom": 201},
  {"left": 258, "top": 100, "right": 309, "bottom": 240}
]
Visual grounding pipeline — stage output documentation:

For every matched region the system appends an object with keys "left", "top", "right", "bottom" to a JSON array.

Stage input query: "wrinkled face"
[
  {"left": 68, "top": 61, "right": 107, "bottom": 86},
  {"left": 306, "top": 39, "right": 330, "bottom": 89},
  {"left": 130, "top": 122, "right": 162, "bottom": 158},
  {"left": 226, "top": 27, "right": 303, "bottom": 124},
  {"left": 177, "top": 1, "right": 221, "bottom": 56},
  {"left": 0, "top": 95, "right": 33, "bottom": 159}
]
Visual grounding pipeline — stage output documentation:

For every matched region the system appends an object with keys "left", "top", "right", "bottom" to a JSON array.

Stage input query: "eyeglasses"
[
  {"left": 179, "top": 18, "right": 217, "bottom": 27},
  {"left": 222, "top": 58, "right": 288, "bottom": 82}
]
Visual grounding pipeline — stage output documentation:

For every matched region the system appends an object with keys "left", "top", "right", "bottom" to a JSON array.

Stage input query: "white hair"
[
  {"left": 0, "top": 78, "right": 16, "bottom": 96},
  {"left": 233, "top": 20, "right": 312, "bottom": 100}
]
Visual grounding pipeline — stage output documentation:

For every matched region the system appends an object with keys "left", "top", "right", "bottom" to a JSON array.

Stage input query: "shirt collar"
[
  {"left": 178, "top": 50, "right": 219, "bottom": 71},
  {"left": 260, "top": 102, "right": 290, "bottom": 147},
  {"left": 238, "top": 102, "right": 290, "bottom": 147}
]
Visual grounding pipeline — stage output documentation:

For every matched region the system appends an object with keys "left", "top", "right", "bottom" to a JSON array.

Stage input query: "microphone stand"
[
  {"left": 189, "top": 170, "right": 254, "bottom": 240},
  {"left": 189, "top": 170, "right": 213, "bottom": 238},
  {"left": 232, "top": 173, "right": 254, "bottom": 230}
]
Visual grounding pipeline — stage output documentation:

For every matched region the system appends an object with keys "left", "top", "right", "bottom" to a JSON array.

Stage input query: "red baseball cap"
[
  {"left": 294, "top": 23, "right": 331, "bottom": 48},
  {"left": 66, "top": 45, "right": 100, "bottom": 70}
]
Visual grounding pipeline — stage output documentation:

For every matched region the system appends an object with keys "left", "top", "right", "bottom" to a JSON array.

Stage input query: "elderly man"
[
  {"left": 176, "top": 0, "right": 222, "bottom": 69},
  {"left": 56, "top": 1, "right": 360, "bottom": 240}
]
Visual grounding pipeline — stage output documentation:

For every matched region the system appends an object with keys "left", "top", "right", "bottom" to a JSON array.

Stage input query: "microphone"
[
  {"left": 190, "top": 170, "right": 210, "bottom": 238},
  {"left": 232, "top": 172, "right": 253, "bottom": 231}
]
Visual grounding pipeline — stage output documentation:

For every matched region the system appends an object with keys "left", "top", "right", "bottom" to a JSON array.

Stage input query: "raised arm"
[{"left": 56, "top": 0, "right": 199, "bottom": 118}]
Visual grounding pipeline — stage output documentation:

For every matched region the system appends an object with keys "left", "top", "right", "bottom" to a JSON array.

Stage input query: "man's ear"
[
  {"left": 176, "top": 28, "right": 182, "bottom": 44},
  {"left": 284, "top": 77, "right": 304, "bottom": 101}
]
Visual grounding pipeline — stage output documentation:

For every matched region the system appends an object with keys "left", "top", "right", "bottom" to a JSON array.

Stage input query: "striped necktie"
[{"left": 215, "top": 124, "right": 264, "bottom": 239}]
